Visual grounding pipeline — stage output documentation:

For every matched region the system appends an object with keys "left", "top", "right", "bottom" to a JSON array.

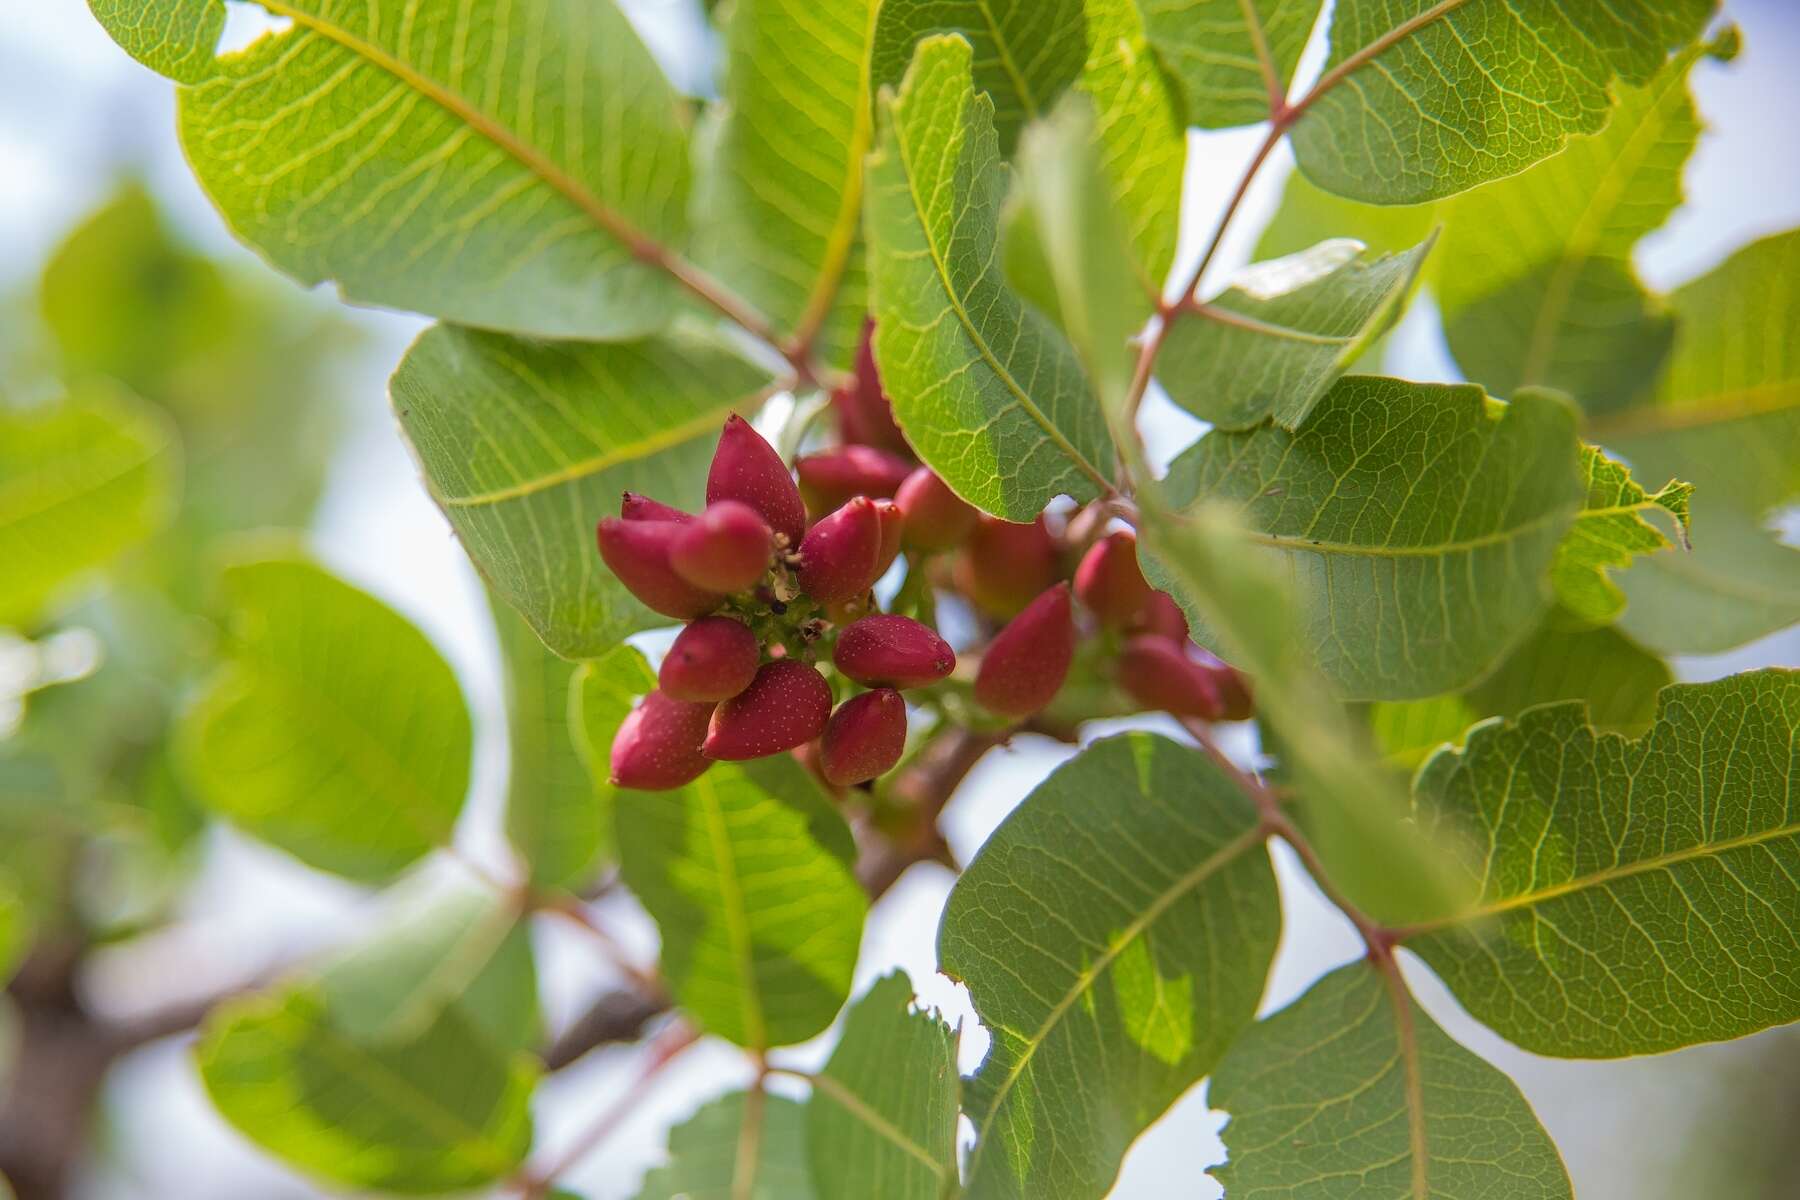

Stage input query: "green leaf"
[
  {"left": 867, "top": 35, "right": 1117, "bottom": 520},
  {"left": 697, "top": 0, "right": 878, "bottom": 370},
  {"left": 87, "top": 0, "right": 221, "bottom": 84},
  {"left": 939, "top": 732, "right": 1279, "bottom": 1200},
  {"left": 1595, "top": 228, "right": 1800, "bottom": 517},
  {"left": 181, "top": 555, "right": 471, "bottom": 882},
  {"left": 637, "top": 1092, "right": 813, "bottom": 1200},
  {"left": 1165, "top": 379, "right": 1584, "bottom": 700},
  {"left": 615, "top": 757, "right": 865, "bottom": 1050},
  {"left": 1210, "top": 961, "right": 1572, "bottom": 1199},
  {"left": 1140, "top": 504, "right": 1464, "bottom": 923},
  {"left": 1291, "top": 0, "right": 1714, "bottom": 204},
  {"left": 1437, "top": 44, "right": 1717, "bottom": 413},
  {"left": 1616, "top": 510, "right": 1800, "bottom": 656},
  {"left": 1139, "top": 0, "right": 1322, "bottom": 127},
  {"left": 871, "top": 0, "right": 1088, "bottom": 153},
  {"left": 1158, "top": 236, "right": 1434, "bottom": 430},
  {"left": 1255, "top": 166, "right": 1439, "bottom": 263},
  {"left": 390, "top": 324, "right": 773, "bottom": 659},
  {"left": 1076, "top": 0, "right": 1186, "bottom": 295},
  {"left": 161, "top": 0, "right": 691, "bottom": 338},
  {"left": 807, "top": 971, "right": 959, "bottom": 1200},
  {"left": 1406, "top": 669, "right": 1800, "bottom": 1058},
  {"left": 1550, "top": 446, "right": 1692, "bottom": 628},
  {"left": 0, "top": 386, "right": 179, "bottom": 628},
  {"left": 0, "top": 880, "right": 27, "bottom": 985},
  {"left": 198, "top": 985, "right": 535, "bottom": 1194},
  {"left": 494, "top": 597, "right": 629, "bottom": 892}
]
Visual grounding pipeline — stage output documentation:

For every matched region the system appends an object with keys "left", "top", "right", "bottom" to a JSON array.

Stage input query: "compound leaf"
[
  {"left": 1291, "top": 0, "right": 1715, "bottom": 204},
  {"left": 182, "top": 555, "right": 470, "bottom": 882},
  {"left": 1210, "top": 961, "right": 1572, "bottom": 1199},
  {"left": 615, "top": 757, "right": 865, "bottom": 1050},
  {"left": 867, "top": 35, "right": 1117, "bottom": 520},
  {"left": 1165, "top": 379, "right": 1584, "bottom": 700},
  {"left": 1406, "top": 670, "right": 1800, "bottom": 1058},
  {"left": 939, "top": 733, "right": 1279, "bottom": 1200},
  {"left": 1158, "top": 236, "right": 1434, "bottom": 430},
  {"left": 807, "top": 971, "right": 959, "bottom": 1200},
  {"left": 390, "top": 324, "right": 772, "bottom": 659}
]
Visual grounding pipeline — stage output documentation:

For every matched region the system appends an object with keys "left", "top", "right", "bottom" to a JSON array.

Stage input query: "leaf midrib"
[
  {"left": 809, "top": 1070, "right": 947, "bottom": 1179},
  {"left": 1582, "top": 382, "right": 1798, "bottom": 439},
  {"left": 695, "top": 772, "right": 768, "bottom": 1051},
  {"left": 891, "top": 82, "right": 1114, "bottom": 498},
  {"left": 963, "top": 822, "right": 1265, "bottom": 1184},
  {"left": 1243, "top": 507, "right": 1569, "bottom": 559}
]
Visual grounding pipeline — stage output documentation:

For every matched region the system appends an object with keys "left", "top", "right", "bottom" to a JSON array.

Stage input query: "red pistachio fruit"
[
  {"left": 796, "top": 496, "right": 884, "bottom": 604},
  {"left": 834, "top": 318, "right": 911, "bottom": 456},
  {"left": 610, "top": 690, "right": 716, "bottom": 790},
  {"left": 670, "top": 500, "right": 773, "bottom": 593},
  {"left": 1137, "top": 590, "right": 1190, "bottom": 643},
  {"left": 974, "top": 583, "right": 1074, "bottom": 718},
  {"left": 1192, "top": 649, "right": 1255, "bottom": 721},
  {"left": 620, "top": 492, "right": 692, "bottom": 523},
  {"left": 1117, "top": 635, "right": 1224, "bottom": 720},
  {"left": 796, "top": 445, "right": 915, "bottom": 516},
  {"left": 704, "top": 660, "right": 834, "bottom": 760},
  {"left": 956, "top": 516, "right": 1061, "bottom": 617},
  {"left": 872, "top": 498, "right": 904, "bottom": 578},
  {"left": 821, "top": 688, "right": 907, "bottom": 786},
  {"left": 659, "top": 616, "right": 761, "bottom": 702},
  {"left": 706, "top": 415, "right": 807, "bottom": 546},
  {"left": 1074, "top": 531, "right": 1154, "bottom": 630},
  {"left": 833, "top": 614, "right": 955, "bottom": 689},
  {"left": 597, "top": 518, "right": 724, "bottom": 620},
  {"left": 895, "top": 467, "right": 978, "bottom": 552}
]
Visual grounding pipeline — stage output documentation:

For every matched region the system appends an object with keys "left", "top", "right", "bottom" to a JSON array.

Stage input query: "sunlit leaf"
[
  {"left": 940, "top": 733, "right": 1278, "bottom": 1200},
  {"left": 87, "top": 0, "right": 221, "bottom": 84},
  {"left": 1210, "top": 961, "right": 1572, "bottom": 1198},
  {"left": 390, "top": 324, "right": 773, "bottom": 659},
  {"left": 1158, "top": 236, "right": 1434, "bottom": 430},
  {"left": 1406, "top": 670, "right": 1800, "bottom": 1057},
  {"left": 181, "top": 555, "right": 470, "bottom": 882},
  {"left": 1551, "top": 446, "right": 1692, "bottom": 628},
  {"left": 637, "top": 1091, "right": 813, "bottom": 1200},
  {"left": 1617, "top": 510, "right": 1800, "bottom": 656},
  {"left": 867, "top": 35, "right": 1116, "bottom": 519},
  {"left": 1140, "top": 0, "right": 1323, "bottom": 127}
]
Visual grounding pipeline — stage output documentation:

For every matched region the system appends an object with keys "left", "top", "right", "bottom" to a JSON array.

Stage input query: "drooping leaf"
[
  {"left": 493, "top": 598, "right": 630, "bottom": 892},
  {"left": 1157, "top": 236, "right": 1435, "bottom": 430},
  {"left": 1595, "top": 228, "right": 1800, "bottom": 518},
  {"left": 1616, "top": 510, "right": 1800, "bottom": 656},
  {"left": 697, "top": 0, "right": 878, "bottom": 370},
  {"left": 1210, "top": 961, "right": 1572, "bottom": 1198},
  {"left": 1139, "top": 504, "right": 1465, "bottom": 923},
  {"left": 1406, "top": 670, "right": 1800, "bottom": 1058},
  {"left": 1290, "top": 0, "right": 1715, "bottom": 204},
  {"left": 1550, "top": 445, "right": 1692, "bottom": 628},
  {"left": 0, "top": 386, "right": 179, "bottom": 629},
  {"left": 636, "top": 1092, "right": 813, "bottom": 1200},
  {"left": 390, "top": 324, "right": 772, "bottom": 659},
  {"left": 807, "top": 971, "right": 959, "bottom": 1200},
  {"left": 87, "top": 0, "right": 221, "bottom": 84},
  {"left": 139, "top": 0, "right": 693, "bottom": 338},
  {"left": 939, "top": 733, "right": 1279, "bottom": 1200},
  {"left": 1139, "top": 0, "right": 1323, "bottom": 127},
  {"left": 1076, "top": 0, "right": 1186, "bottom": 295},
  {"left": 1165, "top": 379, "right": 1584, "bottom": 700},
  {"left": 871, "top": 0, "right": 1088, "bottom": 153},
  {"left": 867, "top": 35, "right": 1117, "bottom": 519},
  {"left": 615, "top": 757, "right": 865, "bottom": 1050},
  {"left": 197, "top": 875, "right": 539, "bottom": 1194},
  {"left": 181, "top": 555, "right": 471, "bottom": 882},
  {"left": 1437, "top": 42, "right": 1720, "bottom": 413}
]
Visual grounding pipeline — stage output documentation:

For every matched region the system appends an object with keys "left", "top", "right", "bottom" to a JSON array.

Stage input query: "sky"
[{"left": 2, "top": 2, "right": 1798, "bottom": 1198}]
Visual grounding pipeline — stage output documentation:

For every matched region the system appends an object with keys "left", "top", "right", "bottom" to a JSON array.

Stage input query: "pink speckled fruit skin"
[
  {"left": 895, "top": 467, "right": 977, "bottom": 552},
  {"left": 871, "top": 499, "right": 904, "bottom": 578},
  {"left": 703, "top": 660, "right": 834, "bottom": 760},
  {"left": 1116, "top": 636, "right": 1224, "bottom": 720},
  {"left": 706, "top": 415, "right": 807, "bottom": 546},
  {"left": 833, "top": 615, "right": 955, "bottom": 689},
  {"left": 821, "top": 688, "right": 907, "bottom": 786},
  {"left": 620, "top": 492, "right": 692, "bottom": 523},
  {"left": 659, "top": 616, "right": 761, "bottom": 703},
  {"left": 796, "top": 496, "right": 884, "bottom": 604},
  {"left": 670, "top": 500, "right": 773, "bottom": 593},
  {"left": 956, "top": 516, "right": 1061, "bottom": 617},
  {"left": 597, "top": 518, "right": 723, "bottom": 620},
  {"left": 1074, "top": 531, "right": 1154, "bottom": 630},
  {"left": 610, "top": 690, "right": 716, "bottom": 790},
  {"left": 974, "top": 583, "right": 1075, "bottom": 718},
  {"left": 796, "top": 445, "right": 915, "bottom": 516}
]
